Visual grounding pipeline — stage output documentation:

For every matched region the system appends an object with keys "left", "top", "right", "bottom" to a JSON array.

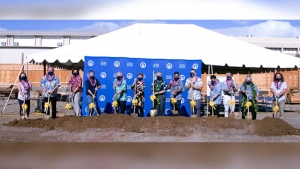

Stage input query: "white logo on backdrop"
[
  {"left": 100, "top": 84, "right": 106, "bottom": 89},
  {"left": 127, "top": 73, "right": 133, "bottom": 79},
  {"left": 179, "top": 64, "right": 185, "bottom": 68},
  {"left": 85, "top": 107, "right": 89, "bottom": 113},
  {"left": 166, "top": 98, "right": 170, "bottom": 103},
  {"left": 127, "top": 96, "right": 132, "bottom": 102},
  {"left": 87, "top": 60, "right": 94, "bottom": 67},
  {"left": 114, "top": 61, "right": 120, "bottom": 67},
  {"left": 153, "top": 63, "right": 159, "bottom": 68},
  {"left": 140, "top": 62, "right": 146, "bottom": 68},
  {"left": 167, "top": 89, "right": 171, "bottom": 92},
  {"left": 192, "top": 63, "right": 198, "bottom": 69},
  {"left": 180, "top": 75, "right": 185, "bottom": 81},
  {"left": 127, "top": 62, "right": 133, "bottom": 67},
  {"left": 166, "top": 63, "right": 172, "bottom": 69},
  {"left": 100, "top": 61, "right": 107, "bottom": 66},
  {"left": 127, "top": 85, "right": 132, "bottom": 90},
  {"left": 166, "top": 75, "right": 172, "bottom": 80},
  {"left": 113, "top": 73, "right": 116, "bottom": 78},
  {"left": 100, "top": 108, "right": 104, "bottom": 112},
  {"left": 99, "top": 95, "right": 106, "bottom": 102},
  {"left": 181, "top": 98, "right": 185, "bottom": 104},
  {"left": 100, "top": 72, "right": 106, "bottom": 78}
]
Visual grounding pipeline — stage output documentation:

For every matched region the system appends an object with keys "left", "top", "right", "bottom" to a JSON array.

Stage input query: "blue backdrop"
[{"left": 82, "top": 56, "right": 202, "bottom": 117}]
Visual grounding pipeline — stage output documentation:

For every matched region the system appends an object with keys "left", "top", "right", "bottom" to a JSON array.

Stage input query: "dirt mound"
[
  {"left": 254, "top": 117, "right": 299, "bottom": 136},
  {"left": 4, "top": 114, "right": 300, "bottom": 137}
]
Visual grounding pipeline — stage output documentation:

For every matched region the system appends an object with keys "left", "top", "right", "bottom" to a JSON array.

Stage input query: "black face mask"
[
  {"left": 276, "top": 78, "right": 281, "bottom": 82},
  {"left": 211, "top": 81, "right": 215, "bottom": 85},
  {"left": 73, "top": 72, "right": 78, "bottom": 76},
  {"left": 190, "top": 73, "right": 194, "bottom": 77},
  {"left": 227, "top": 76, "right": 231, "bottom": 80},
  {"left": 21, "top": 76, "right": 27, "bottom": 81},
  {"left": 174, "top": 77, "right": 179, "bottom": 81},
  {"left": 138, "top": 77, "right": 143, "bottom": 81},
  {"left": 117, "top": 76, "right": 123, "bottom": 81},
  {"left": 48, "top": 72, "right": 54, "bottom": 76},
  {"left": 156, "top": 76, "right": 162, "bottom": 80},
  {"left": 90, "top": 76, "right": 95, "bottom": 80},
  {"left": 246, "top": 81, "right": 251, "bottom": 85}
]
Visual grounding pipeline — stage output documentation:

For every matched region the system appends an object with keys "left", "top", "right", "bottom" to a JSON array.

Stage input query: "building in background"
[{"left": 0, "top": 30, "right": 299, "bottom": 87}]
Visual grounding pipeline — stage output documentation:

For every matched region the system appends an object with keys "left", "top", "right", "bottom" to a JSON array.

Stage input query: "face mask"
[
  {"left": 174, "top": 77, "right": 179, "bottom": 81},
  {"left": 73, "top": 72, "right": 78, "bottom": 76},
  {"left": 117, "top": 76, "right": 123, "bottom": 81},
  {"left": 48, "top": 72, "right": 54, "bottom": 76},
  {"left": 21, "top": 76, "right": 27, "bottom": 81},
  {"left": 190, "top": 73, "right": 194, "bottom": 77},
  {"left": 90, "top": 76, "right": 95, "bottom": 80},
  {"left": 211, "top": 81, "right": 215, "bottom": 85},
  {"left": 227, "top": 76, "right": 231, "bottom": 80},
  {"left": 138, "top": 77, "right": 143, "bottom": 81},
  {"left": 246, "top": 81, "right": 251, "bottom": 85},
  {"left": 276, "top": 78, "right": 281, "bottom": 82},
  {"left": 156, "top": 76, "right": 162, "bottom": 80}
]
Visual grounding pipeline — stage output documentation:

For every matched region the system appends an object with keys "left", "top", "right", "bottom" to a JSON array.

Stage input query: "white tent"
[{"left": 28, "top": 23, "right": 300, "bottom": 69}]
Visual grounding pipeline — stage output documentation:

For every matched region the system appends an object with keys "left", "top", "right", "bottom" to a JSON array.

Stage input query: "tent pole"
[
  {"left": 206, "top": 65, "right": 210, "bottom": 117},
  {"left": 26, "top": 55, "right": 28, "bottom": 77},
  {"left": 43, "top": 61, "right": 46, "bottom": 75},
  {"left": 1, "top": 64, "right": 24, "bottom": 115}
]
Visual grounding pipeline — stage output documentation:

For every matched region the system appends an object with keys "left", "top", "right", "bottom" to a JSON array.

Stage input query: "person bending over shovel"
[{"left": 240, "top": 75, "right": 259, "bottom": 120}]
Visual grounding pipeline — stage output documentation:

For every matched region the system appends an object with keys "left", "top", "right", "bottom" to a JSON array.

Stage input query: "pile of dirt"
[
  {"left": 4, "top": 113, "right": 300, "bottom": 137},
  {"left": 253, "top": 117, "right": 299, "bottom": 136}
]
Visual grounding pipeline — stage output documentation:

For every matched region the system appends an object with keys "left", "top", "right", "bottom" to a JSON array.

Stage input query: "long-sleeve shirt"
[{"left": 113, "top": 79, "right": 127, "bottom": 101}]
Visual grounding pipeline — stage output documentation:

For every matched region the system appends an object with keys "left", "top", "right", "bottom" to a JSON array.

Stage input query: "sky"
[
  {"left": 0, "top": 0, "right": 300, "bottom": 38},
  {"left": 1, "top": 20, "right": 300, "bottom": 38}
]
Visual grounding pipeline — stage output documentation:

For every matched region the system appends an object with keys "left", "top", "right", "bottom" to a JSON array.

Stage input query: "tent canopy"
[{"left": 28, "top": 23, "right": 300, "bottom": 69}]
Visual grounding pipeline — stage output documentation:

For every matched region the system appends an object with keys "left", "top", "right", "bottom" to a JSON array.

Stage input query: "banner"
[{"left": 82, "top": 56, "right": 202, "bottom": 117}]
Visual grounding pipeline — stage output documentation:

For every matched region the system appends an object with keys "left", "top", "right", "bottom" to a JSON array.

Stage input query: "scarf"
[
  {"left": 20, "top": 80, "right": 30, "bottom": 90},
  {"left": 116, "top": 78, "right": 124, "bottom": 87},
  {"left": 226, "top": 79, "right": 233, "bottom": 89},
  {"left": 88, "top": 77, "right": 97, "bottom": 87},
  {"left": 171, "top": 78, "right": 181, "bottom": 87},
  {"left": 69, "top": 75, "right": 79, "bottom": 84},
  {"left": 210, "top": 79, "right": 219, "bottom": 90},
  {"left": 274, "top": 81, "right": 283, "bottom": 90},
  {"left": 190, "top": 76, "right": 198, "bottom": 85},
  {"left": 46, "top": 74, "right": 55, "bottom": 82},
  {"left": 241, "top": 82, "right": 258, "bottom": 116}
]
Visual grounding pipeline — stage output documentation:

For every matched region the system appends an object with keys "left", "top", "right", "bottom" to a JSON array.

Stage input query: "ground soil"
[{"left": 1, "top": 99, "right": 300, "bottom": 142}]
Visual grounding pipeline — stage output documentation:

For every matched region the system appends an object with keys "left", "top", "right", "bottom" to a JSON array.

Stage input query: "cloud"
[
  {"left": 64, "top": 20, "right": 166, "bottom": 33},
  {"left": 212, "top": 20, "right": 300, "bottom": 38},
  {"left": 64, "top": 22, "right": 121, "bottom": 32},
  {"left": 0, "top": 27, "right": 7, "bottom": 31}
]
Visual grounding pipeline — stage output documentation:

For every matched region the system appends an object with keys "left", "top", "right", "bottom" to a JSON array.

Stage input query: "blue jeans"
[{"left": 86, "top": 95, "right": 98, "bottom": 116}]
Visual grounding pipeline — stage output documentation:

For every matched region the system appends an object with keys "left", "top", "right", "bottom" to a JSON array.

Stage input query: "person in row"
[
  {"left": 167, "top": 71, "right": 183, "bottom": 116},
  {"left": 40, "top": 67, "right": 61, "bottom": 119},
  {"left": 270, "top": 72, "right": 287, "bottom": 119},
  {"left": 152, "top": 71, "right": 167, "bottom": 116},
  {"left": 85, "top": 70, "right": 101, "bottom": 116},
  {"left": 185, "top": 69, "right": 203, "bottom": 117},
  {"left": 131, "top": 73, "right": 146, "bottom": 117},
  {"left": 18, "top": 72, "right": 32, "bottom": 120},
  {"left": 222, "top": 72, "right": 238, "bottom": 117},
  {"left": 208, "top": 75, "right": 222, "bottom": 117},
  {"left": 240, "top": 75, "right": 259, "bottom": 120},
  {"left": 69, "top": 68, "right": 82, "bottom": 117},
  {"left": 113, "top": 71, "right": 127, "bottom": 114}
]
